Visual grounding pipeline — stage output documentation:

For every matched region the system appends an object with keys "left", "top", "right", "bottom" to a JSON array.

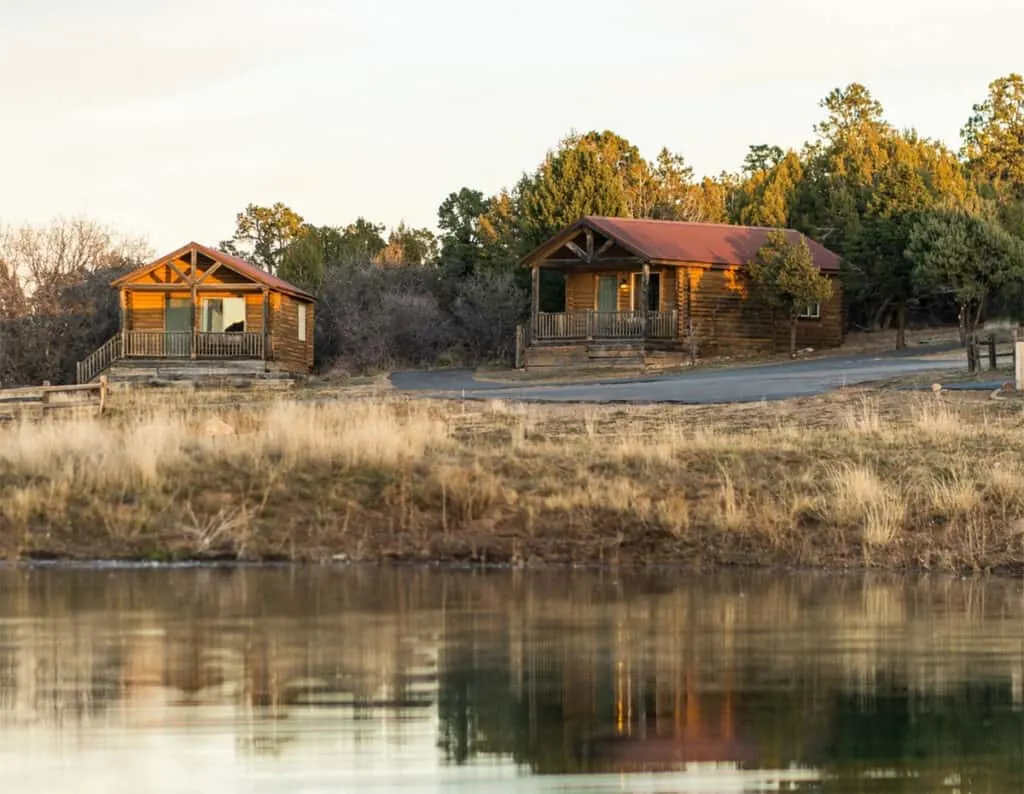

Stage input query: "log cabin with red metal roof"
[
  {"left": 76, "top": 242, "right": 315, "bottom": 383},
  {"left": 519, "top": 216, "right": 844, "bottom": 369}
]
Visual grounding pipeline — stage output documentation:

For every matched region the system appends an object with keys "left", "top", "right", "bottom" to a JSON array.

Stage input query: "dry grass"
[{"left": 0, "top": 387, "right": 1023, "bottom": 571}]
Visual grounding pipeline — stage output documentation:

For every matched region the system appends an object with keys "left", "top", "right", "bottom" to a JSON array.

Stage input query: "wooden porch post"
[
  {"left": 640, "top": 262, "right": 650, "bottom": 338},
  {"left": 190, "top": 250, "right": 198, "bottom": 359},
  {"left": 530, "top": 266, "right": 540, "bottom": 339},
  {"left": 120, "top": 289, "right": 128, "bottom": 358},
  {"left": 261, "top": 287, "right": 270, "bottom": 361},
  {"left": 190, "top": 284, "right": 198, "bottom": 359}
]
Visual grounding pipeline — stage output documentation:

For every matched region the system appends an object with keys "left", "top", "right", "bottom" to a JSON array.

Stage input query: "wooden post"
[
  {"left": 988, "top": 333, "right": 998, "bottom": 370},
  {"left": 640, "top": 263, "right": 650, "bottom": 338},
  {"left": 190, "top": 284, "right": 198, "bottom": 359},
  {"left": 515, "top": 325, "right": 524, "bottom": 369},
  {"left": 530, "top": 266, "right": 540, "bottom": 339},
  {"left": 967, "top": 335, "right": 977, "bottom": 373},
  {"left": 190, "top": 248, "right": 197, "bottom": 281},
  {"left": 119, "top": 290, "right": 128, "bottom": 358},
  {"left": 98, "top": 376, "right": 108, "bottom": 415},
  {"left": 262, "top": 288, "right": 270, "bottom": 361},
  {"left": 1015, "top": 328, "right": 1024, "bottom": 391}
]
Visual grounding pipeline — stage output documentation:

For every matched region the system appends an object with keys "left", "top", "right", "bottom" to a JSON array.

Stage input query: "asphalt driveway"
[{"left": 390, "top": 349, "right": 966, "bottom": 404}]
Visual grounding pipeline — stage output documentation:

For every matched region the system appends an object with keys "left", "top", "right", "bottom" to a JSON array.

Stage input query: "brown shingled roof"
[
  {"left": 113, "top": 241, "right": 316, "bottom": 302},
  {"left": 524, "top": 216, "right": 842, "bottom": 272}
]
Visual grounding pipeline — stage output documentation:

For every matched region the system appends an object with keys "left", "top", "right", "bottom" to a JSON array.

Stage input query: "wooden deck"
[{"left": 77, "top": 331, "right": 267, "bottom": 384}]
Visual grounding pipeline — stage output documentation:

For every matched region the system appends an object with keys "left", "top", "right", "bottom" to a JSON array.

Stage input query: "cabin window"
[
  {"left": 631, "top": 273, "right": 661, "bottom": 311},
  {"left": 201, "top": 297, "right": 246, "bottom": 332},
  {"left": 298, "top": 304, "right": 307, "bottom": 341},
  {"left": 798, "top": 302, "right": 821, "bottom": 320}
]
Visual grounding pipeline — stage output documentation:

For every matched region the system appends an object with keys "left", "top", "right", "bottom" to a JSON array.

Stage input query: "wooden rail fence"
[
  {"left": 0, "top": 377, "right": 109, "bottom": 420},
  {"left": 967, "top": 332, "right": 1017, "bottom": 373}
]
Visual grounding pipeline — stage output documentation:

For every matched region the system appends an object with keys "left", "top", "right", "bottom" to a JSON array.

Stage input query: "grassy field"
[{"left": 0, "top": 387, "right": 1022, "bottom": 573}]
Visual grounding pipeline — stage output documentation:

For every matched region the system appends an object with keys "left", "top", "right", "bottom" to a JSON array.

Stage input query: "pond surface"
[{"left": 0, "top": 568, "right": 1021, "bottom": 793}]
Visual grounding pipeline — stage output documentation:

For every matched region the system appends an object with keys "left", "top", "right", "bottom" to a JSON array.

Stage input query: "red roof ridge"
[
  {"left": 583, "top": 215, "right": 807, "bottom": 235},
  {"left": 524, "top": 216, "right": 842, "bottom": 273}
]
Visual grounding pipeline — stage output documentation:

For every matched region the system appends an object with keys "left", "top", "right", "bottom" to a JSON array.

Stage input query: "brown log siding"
[
  {"left": 548, "top": 264, "right": 844, "bottom": 356},
  {"left": 123, "top": 290, "right": 265, "bottom": 332},
  {"left": 565, "top": 272, "right": 595, "bottom": 312},
  {"left": 270, "top": 293, "right": 314, "bottom": 373},
  {"left": 683, "top": 265, "right": 844, "bottom": 355}
]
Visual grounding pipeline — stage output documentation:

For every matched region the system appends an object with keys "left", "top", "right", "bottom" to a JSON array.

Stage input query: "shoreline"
[{"left": 1, "top": 388, "right": 1023, "bottom": 575}]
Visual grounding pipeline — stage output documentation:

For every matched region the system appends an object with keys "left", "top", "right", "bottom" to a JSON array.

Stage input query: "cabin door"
[
  {"left": 596, "top": 276, "right": 618, "bottom": 313},
  {"left": 165, "top": 297, "right": 192, "bottom": 357}
]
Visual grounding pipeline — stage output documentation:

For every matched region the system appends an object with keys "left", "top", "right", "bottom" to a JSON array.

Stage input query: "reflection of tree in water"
[
  {"left": 433, "top": 575, "right": 1024, "bottom": 789},
  {"left": 0, "top": 567, "right": 1021, "bottom": 788}
]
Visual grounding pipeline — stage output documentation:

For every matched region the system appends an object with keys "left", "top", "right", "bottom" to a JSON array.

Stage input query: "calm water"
[{"left": 0, "top": 568, "right": 1021, "bottom": 793}]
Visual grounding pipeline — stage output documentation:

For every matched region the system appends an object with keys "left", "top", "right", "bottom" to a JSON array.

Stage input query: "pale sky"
[{"left": 2, "top": 0, "right": 1022, "bottom": 253}]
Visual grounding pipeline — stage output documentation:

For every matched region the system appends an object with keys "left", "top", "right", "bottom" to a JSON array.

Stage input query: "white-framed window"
[
  {"left": 201, "top": 297, "right": 246, "bottom": 332},
  {"left": 297, "top": 303, "right": 307, "bottom": 342},
  {"left": 798, "top": 302, "right": 821, "bottom": 319}
]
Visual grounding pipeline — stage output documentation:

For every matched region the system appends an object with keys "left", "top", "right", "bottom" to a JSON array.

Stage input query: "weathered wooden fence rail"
[
  {"left": 0, "top": 377, "right": 109, "bottom": 420},
  {"left": 967, "top": 332, "right": 1018, "bottom": 373}
]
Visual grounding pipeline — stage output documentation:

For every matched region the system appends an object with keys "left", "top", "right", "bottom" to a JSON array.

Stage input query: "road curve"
[{"left": 390, "top": 351, "right": 964, "bottom": 405}]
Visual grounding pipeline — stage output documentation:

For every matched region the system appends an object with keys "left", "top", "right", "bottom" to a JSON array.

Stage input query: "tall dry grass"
[{"left": 0, "top": 389, "right": 1022, "bottom": 570}]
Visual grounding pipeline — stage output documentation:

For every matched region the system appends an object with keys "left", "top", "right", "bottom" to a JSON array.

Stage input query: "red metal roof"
[
  {"left": 527, "top": 217, "right": 842, "bottom": 272},
  {"left": 113, "top": 242, "right": 316, "bottom": 302}
]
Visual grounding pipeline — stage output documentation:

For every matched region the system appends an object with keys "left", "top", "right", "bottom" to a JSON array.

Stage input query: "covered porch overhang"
[
  {"left": 524, "top": 224, "right": 673, "bottom": 342},
  {"left": 117, "top": 246, "right": 272, "bottom": 361}
]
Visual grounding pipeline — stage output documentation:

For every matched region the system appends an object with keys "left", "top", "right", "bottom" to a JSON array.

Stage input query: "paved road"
[{"left": 391, "top": 350, "right": 966, "bottom": 404}]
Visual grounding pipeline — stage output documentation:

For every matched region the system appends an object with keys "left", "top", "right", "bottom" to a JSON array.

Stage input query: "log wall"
[{"left": 270, "top": 294, "right": 315, "bottom": 373}]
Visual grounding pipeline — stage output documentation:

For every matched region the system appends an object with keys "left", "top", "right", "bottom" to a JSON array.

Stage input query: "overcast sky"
[{"left": 2, "top": 0, "right": 1022, "bottom": 253}]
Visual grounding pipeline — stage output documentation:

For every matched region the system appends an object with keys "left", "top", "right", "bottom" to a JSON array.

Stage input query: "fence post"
[
  {"left": 1015, "top": 328, "right": 1024, "bottom": 391},
  {"left": 988, "top": 333, "right": 998, "bottom": 370},
  {"left": 515, "top": 325, "right": 524, "bottom": 370},
  {"left": 586, "top": 310, "right": 594, "bottom": 341},
  {"left": 967, "top": 335, "right": 977, "bottom": 373},
  {"left": 98, "top": 376, "right": 109, "bottom": 415}
]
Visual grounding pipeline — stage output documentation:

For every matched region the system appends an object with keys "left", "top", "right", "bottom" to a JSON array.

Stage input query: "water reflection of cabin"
[{"left": 76, "top": 242, "right": 315, "bottom": 382}]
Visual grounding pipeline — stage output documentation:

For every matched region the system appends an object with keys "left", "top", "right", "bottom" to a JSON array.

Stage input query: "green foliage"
[
  {"left": 961, "top": 74, "right": 1024, "bottom": 196},
  {"left": 815, "top": 83, "right": 886, "bottom": 143},
  {"left": 749, "top": 231, "right": 833, "bottom": 355},
  {"left": 907, "top": 210, "right": 1024, "bottom": 333},
  {"left": 731, "top": 150, "right": 805, "bottom": 228},
  {"left": 379, "top": 222, "right": 437, "bottom": 266},
  {"left": 437, "top": 188, "right": 491, "bottom": 274},
  {"left": 221, "top": 202, "right": 304, "bottom": 275},
  {"left": 743, "top": 144, "right": 785, "bottom": 174}
]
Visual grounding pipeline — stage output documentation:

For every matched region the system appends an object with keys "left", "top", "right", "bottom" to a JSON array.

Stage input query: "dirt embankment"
[{"left": 0, "top": 388, "right": 1022, "bottom": 574}]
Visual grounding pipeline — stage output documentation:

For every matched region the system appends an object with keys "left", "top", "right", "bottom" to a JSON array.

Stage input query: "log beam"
[{"left": 640, "top": 262, "right": 650, "bottom": 338}]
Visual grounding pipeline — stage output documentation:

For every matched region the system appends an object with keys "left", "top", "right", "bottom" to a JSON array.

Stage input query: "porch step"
[
  {"left": 525, "top": 342, "right": 644, "bottom": 369},
  {"left": 105, "top": 359, "right": 278, "bottom": 383}
]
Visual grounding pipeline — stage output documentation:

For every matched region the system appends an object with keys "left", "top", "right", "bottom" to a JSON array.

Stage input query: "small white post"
[{"left": 1015, "top": 328, "right": 1024, "bottom": 391}]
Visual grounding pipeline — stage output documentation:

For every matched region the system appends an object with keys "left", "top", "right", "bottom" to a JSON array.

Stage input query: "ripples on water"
[{"left": 0, "top": 568, "right": 1020, "bottom": 793}]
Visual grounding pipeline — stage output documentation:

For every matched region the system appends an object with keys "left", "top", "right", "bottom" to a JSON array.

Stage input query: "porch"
[
  {"left": 77, "top": 330, "right": 267, "bottom": 384},
  {"left": 533, "top": 310, "right": 679, "bottom": 341}
]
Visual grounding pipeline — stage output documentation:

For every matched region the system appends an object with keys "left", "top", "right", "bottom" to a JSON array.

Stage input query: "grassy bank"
[{"left": 0, "top": 389, "right": 1022, "bottom": 572}]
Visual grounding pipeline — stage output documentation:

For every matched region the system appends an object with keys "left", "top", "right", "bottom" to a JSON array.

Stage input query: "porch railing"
[
  {"left": 122, "top": 331, "right": 265, "bottom": 359},
  {"left": 533, "top": 310, "right": 678, "bottom": 341},
  {"left": 76, "top": 333, "right": 122, "bottom": 385},
  {"left": 195, "top": 332, "right": 265, "bottom": 359},
  {"left": 76, "top": 331, "right": 269, "bottom": 383}
]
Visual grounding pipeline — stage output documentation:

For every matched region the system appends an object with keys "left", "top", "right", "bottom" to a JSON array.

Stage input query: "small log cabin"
[
  {"left": 521, "top": 216, "right": 844, "bottom": 368},
  {"left": 76, "top": 242, "right": 315, "bottom": 383}
]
